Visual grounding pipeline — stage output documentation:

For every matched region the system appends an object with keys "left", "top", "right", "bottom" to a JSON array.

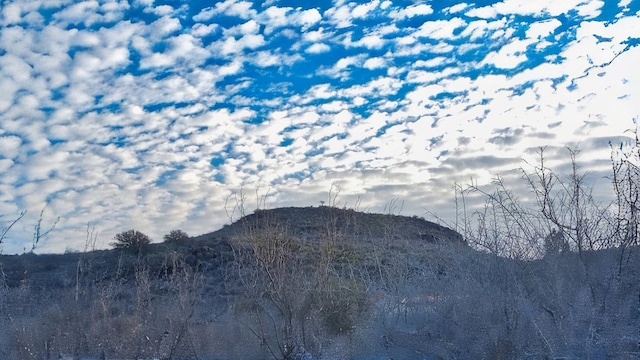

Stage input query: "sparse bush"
[
  {"left": 163, "top": 229, "right": 189, "bottom": 244},
  {"left": 111, "top": 230, "right": 151, "bottom": 254}
]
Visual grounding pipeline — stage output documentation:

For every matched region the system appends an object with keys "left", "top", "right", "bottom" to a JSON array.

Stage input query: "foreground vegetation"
[{"left": 1, "top": 130, "right": 639, "bottom": 359}]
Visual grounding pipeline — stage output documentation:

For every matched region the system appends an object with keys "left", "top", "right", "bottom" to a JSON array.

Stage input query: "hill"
[
  {"left": 0, "top": 207, "right": 464, "bottom": 295},
  {"left": 192, "top": 206, "right": 464, "bottom": 245}
]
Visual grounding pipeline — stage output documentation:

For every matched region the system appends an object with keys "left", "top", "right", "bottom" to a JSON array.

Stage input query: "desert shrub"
[
  {"left": 111, "top": 230, "right": 151, "bottom": 254},
  {"left": 163, "top": 229, "right": 189, "bottom": 244},
  {"left": 319, "top": 279, "right": 369, "bottom": 335}
]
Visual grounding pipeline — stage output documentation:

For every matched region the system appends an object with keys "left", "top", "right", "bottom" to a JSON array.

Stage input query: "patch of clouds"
[
  {"left": 191, "top": 23, "right": 219, "bottom": 37},
  {"left": 388, "top": 4, "right": 433, "bottom": 19},
  {"left": 306, "top": 42, "right": 331, "bottom": 54},
  {"left": 469, "top": 0, "right": 606, "bottom": 19},
  {"left": 415, "top": 17, "right": 467, "bottom": 40},
  {"left": 148, "top": 5, "right": 175, "bottom": 17},
  {"left": 193, "top": 0, "right": 257, "bottom": 22},
  {"left": 459, "top": 18, "right": 508, "bottom": 40},
  {"left": 257, "top": 6, "right": 321, "bottom": 34},
  {"left": 363, "top": 57, "right": 386, "bottom": 70},
  {"left": 481, "top": 38, "right": 531, "bottom": 69},
  {"left": 324, "top": 4, "right": 355, "bottom": 28},
  {"left": 526, "top": 18, "right": 563, "bottom": 39},
  {"left": 1, "top": 3, "right": 23, "bottom": 25},
  {"left": 52, "top": 1, "right": 100, "bottom": 26},
  {"left": 317, "top": 54, "right": 368, "bottom": 79},
  {"left": 352, "top": 1, "right": 380, "bottom": 18},
  {"left": 291, "top": 8, "right": 322, "bottom": 30},
  {"left": 0, "top": 135, "right": 22, "bottom": 159},
  {"left": 447, "top": 3, "right": 470, "bottom": 14},
  {"left": 302, "top": 27, "right": 331, "bottom": 42},
  {"left": 345, "top": 33, "right": 386, "bottom": 49}
]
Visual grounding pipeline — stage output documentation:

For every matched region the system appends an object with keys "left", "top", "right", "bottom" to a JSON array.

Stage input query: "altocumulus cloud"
[{"left": 0, "top": 0, "right": 638, "bottom": 253}]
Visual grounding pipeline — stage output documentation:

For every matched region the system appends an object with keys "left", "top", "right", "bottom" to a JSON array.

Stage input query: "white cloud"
[
  {"left": 150, "top": 5, "right": 174, "bottom": 16},
  {"left": 193, "top": 0, "right": 257, "bottom": 21},
  {"left": 472, "top": 0, "right": 606, "bottom": 19},
  {"left": 134, "top": 0, "right": 153, "bottom": 7},
  {"left": 306, "top": 42, "right": 330, "bottom": 54},
  {"left": 324, "top": 3, "right": 362, "bottom": 28},
  {"left": 465, "top": 6, "right": 498, "bottom": 19},
  {"left": 348, "top": 34, "right": 386, "bottom": 49},
  {"left": 293, "top": 8, "right": 322, "bottom": 29},
  {"left": 460, "top": 18, "right": 508, "bottom": 40},
  {"left": 414, "top": 57, "right": 453, "bottom": 68},
  {"left": 303, "top": 27, "right": 331, "bottom": 42},
  {"left": 191, "top": 23, "right": 219, "bottom": 37},
  {"left": 352, "top": 1, "right": 380, "bottom": 18},
  {"left": 335, "top": 54, "right": 364, "bottom": 70},
  {"left": 526, "top": 18, "right": 562, "bottom": 39},
  {"left": 52, "top": 1, "right": 100, "bottom": 25},
  {"left": 482, "top": 38, "right": 532, "bottom": 69},
  {"left": 150, "top": 16, "right": 181, "bottom": 38},
  {"left": 415, "top": 17, "right": 467, "bottom": 39},
  {"left": 389, "top": 4, "right": 433, "bottom": 19},
  {"left": 363, "top": 57, "right": 386, "bottom": 70},
  {"left": 260, "top": 6, "right": 291, "bottom": 33},
  {"left": 448, "top": 3, "right": 470, "bottom": 13},
  {"left": 0, "top": 135, "right": 22, "bottom": 159},
  {"left": 1, "top": 3, "right": 22, "bottom": 24},
  {"left": 251, "top": 51, "right": 280, "bottom": 67}
]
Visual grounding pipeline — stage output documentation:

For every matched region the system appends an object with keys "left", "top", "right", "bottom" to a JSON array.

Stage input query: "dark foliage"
[
  {"left": 162, "top": 229, "right": 189, "bottom": 244},
  {"left": 110, "top": 229, "right": 151, "bottom": 254}
]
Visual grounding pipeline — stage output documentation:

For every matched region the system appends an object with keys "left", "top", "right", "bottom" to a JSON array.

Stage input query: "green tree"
[{"left": 111, "top": 229, "right": 151, "bottom": 253}]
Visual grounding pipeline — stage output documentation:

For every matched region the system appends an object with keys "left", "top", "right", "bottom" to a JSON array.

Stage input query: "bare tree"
[
  {"left": 610, "top": 125, "right": 640, "bottom": 263},
  {"left": 0, "top": 209, "right": 26, "bottom": 251},
  {"left": 31, "top": 204, "right": 61, "bottom": 253}
]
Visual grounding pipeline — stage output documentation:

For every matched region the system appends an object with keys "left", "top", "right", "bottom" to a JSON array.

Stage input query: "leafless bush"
[
  {"left": 0, "top": 210, "right": 26, "bottom": 251},
  {"left": 610, "top": 125, "right": 640, "bottom": 274},
  {"left": 458, "top": 147, "right": 616, "bottom": 259}
]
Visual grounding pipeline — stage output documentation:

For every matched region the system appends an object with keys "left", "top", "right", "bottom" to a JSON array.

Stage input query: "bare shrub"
[{"left": 0, "top": 210, "right": 26, "bottom": 250}]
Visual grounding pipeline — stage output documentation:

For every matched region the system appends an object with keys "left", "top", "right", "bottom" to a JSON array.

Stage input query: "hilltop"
[{"left": 192, "top": 206, "right": 464, "bottom": 245}]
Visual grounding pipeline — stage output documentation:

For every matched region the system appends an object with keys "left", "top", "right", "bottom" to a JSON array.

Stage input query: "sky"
[{"left": 0, "top": 0, "right": 639, "bottom": 254}]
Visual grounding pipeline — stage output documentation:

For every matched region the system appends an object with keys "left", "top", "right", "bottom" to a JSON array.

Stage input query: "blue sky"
[{"left": 0, "top": 0, "right": 638, "bottom": 253}]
